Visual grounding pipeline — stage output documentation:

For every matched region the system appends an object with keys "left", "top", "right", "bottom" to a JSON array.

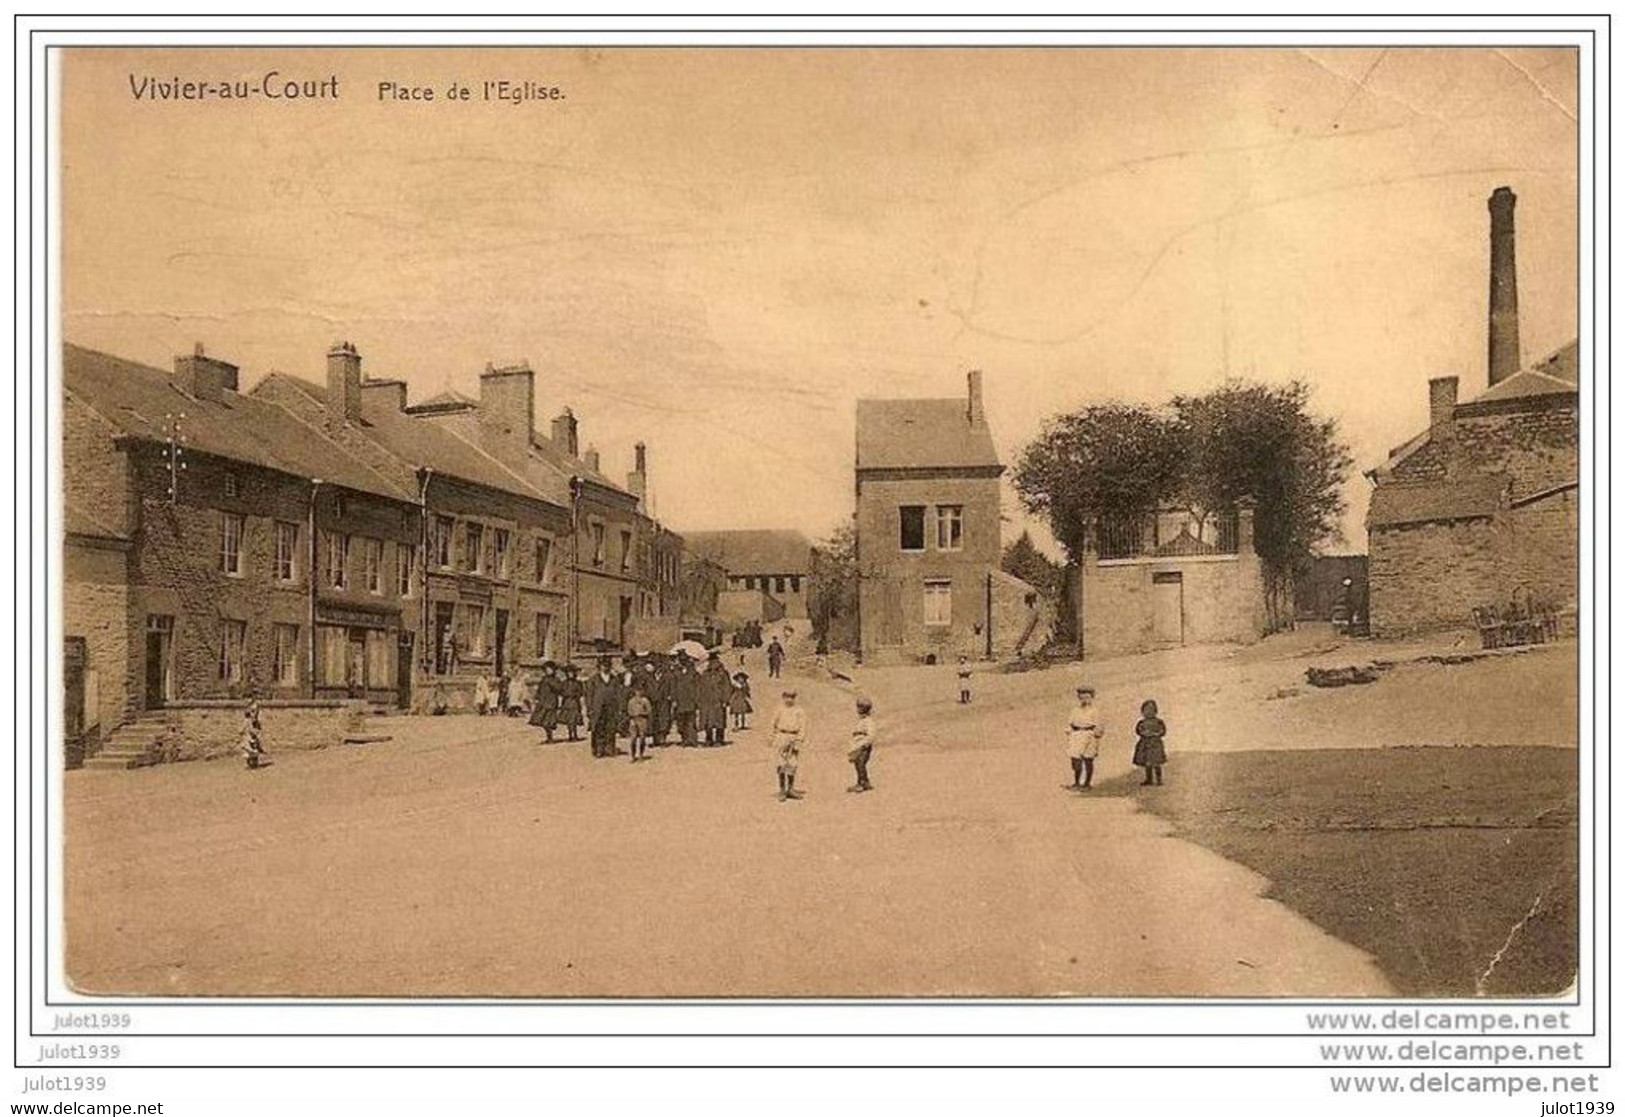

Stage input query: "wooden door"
[{"left": 1152, "top": 572, "right": 1184, "bottom": 646}]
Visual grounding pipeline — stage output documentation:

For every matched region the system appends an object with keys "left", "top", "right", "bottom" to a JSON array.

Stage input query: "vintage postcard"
[{"left": 57, "top": 44, "right": 1579, "bottom": 1002}]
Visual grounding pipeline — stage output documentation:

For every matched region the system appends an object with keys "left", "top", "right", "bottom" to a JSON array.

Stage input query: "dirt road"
[{"left": 61, "top": 644, "right": 1459, "bottom": 997}]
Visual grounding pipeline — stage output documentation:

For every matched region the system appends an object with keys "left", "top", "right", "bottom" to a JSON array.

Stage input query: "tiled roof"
[
  {"left": 63, "top": 344, "right": 418, "bottom": 503},
  {"left": 855, "top": 398, "right": 1002, "bottom": 471},
  {"left": 413, "top": 408, "right": 577, "bottom": 506},
  {"left": 257, "top": 373, "right": 562, "bottom": 507},
  {"left": 685, "top": 529, "right": 814, "bottom": 575},
  {"left": 1367, "top": 475, "right": 1509, "bottom": 528}
]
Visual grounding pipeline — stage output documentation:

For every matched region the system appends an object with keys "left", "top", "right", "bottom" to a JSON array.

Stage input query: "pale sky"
[{"left": 61, "top": 47, "right": 1579, "bottom": 554}]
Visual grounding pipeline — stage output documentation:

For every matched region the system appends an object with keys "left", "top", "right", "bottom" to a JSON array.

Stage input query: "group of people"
[
  {"left": 1063, "top": 685, "right": 1169, "bottom": 791},
  {"left": 522, "top": 650, "right": 755, "bottom": 760}
]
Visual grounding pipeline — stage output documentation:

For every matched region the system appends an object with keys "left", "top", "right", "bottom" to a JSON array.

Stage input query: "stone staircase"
[{"left": 81, "top": 712, "right": 169, "bottom": 770}]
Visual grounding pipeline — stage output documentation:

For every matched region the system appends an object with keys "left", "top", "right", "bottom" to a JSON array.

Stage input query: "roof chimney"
[
  {"left": 1488, "top": 187, "right": 1521, "bottom": 386},
  {"left": 1428, "top": 376, "right": 1459, "bottom": 444},
  {"left": 360, "top": 377, "right": 408, "bottom": 413},
  {"left": 327, "top": 341, "right": 362, "bottom": 423},
  {"left": 174, "top": 343, "right": 238, "bottom": 403},
  {"left": 967, "top": 368, "right": 985, "bottom": 427},
  {"left": 551, "top": 408, "right": 578, "bottom": 458},
  {"left": 478, "top": 361, "right": 535, "bottom": 447},
  {"left": 627, "top": 442, "right": 648, "bottom": 504},
  {"left": 584, "top": 445, "right": 601, "bottom": 474}
]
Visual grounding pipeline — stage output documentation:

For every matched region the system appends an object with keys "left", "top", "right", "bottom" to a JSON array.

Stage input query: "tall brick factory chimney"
[
  {"left": 967, "top": 368, "right": 985, "bottom": 427},
  {"left": 479, "top": 361, "right": 536, "bottom": 447},
  {"left": 327, "top": 341, "right": 362, "bottom": 423},
  {"left": 1487, "top": 186, "right": 1521, "bottom": 387},
  {"left": 627, "top": 442, "right": 648, "bottom": 504},
  {"left": 175, "top": 342, "right": 238, "bottom": 403},
  {"left": 551, "top": 407, "right": 578, "bottom": 458}
]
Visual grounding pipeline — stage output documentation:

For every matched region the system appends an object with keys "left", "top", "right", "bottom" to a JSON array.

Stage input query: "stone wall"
[
  {"left": 988, "top": 569, "right": 1053, "bottom": 659},
  {"left": 63, "top": 543, "right": 133, "bottom": 750},
  {"left": 1368, "top": 515, "right": 1508, "bottom": 636},
  {"left": 137, "top": 700, "right": 368, "bottom": 763},
  {"left": 856, "top": 471, "right": 1003, "bottom": 661},
  {"left": 1079, "top": 554, "right": 1270, "bottom": 660}
]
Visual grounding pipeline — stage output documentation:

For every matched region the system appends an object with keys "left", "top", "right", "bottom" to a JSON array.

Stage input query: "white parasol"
[{"left": 670, "top": 640, "right": 710, "bottom": 662}]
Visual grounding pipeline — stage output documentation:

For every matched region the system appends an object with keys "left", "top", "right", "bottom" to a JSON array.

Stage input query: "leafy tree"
[
  {"left": 1012, "top": 403, "right": 1185, "bottom": 562},
  {"left": 1013, "top": 381, "right": 1350, "bottom": 628},
  {"left": 808, "top": 523, "right": 859, "bottom": 652},
  {"left": 1001, "top": 531, "right": 1064, "bottom": 599}
]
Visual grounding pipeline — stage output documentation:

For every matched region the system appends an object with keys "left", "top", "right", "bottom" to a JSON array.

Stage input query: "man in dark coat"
[
  {"left": 766, "top": 637, "right": 785, "bottom": 679},
  {"left": 698, "top": 651, "right": 731, "bottom": 746},
  {"left": 639, "top": 659, "right": 670, "bottom": 745},
  {"left": 528, "top": 662, "right": 562, "bottom": 743},
  {"left": 585, "top": 657, "right": 624, "bottom": 758},
  {"left": 670, "top": 656, "right": 700, "bottom": 746}
]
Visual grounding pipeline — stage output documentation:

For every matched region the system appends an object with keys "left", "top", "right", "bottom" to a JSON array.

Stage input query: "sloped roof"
[
  {"left": 1467, "top": 341, "right": 1580, "bottom": 405},
  {"left": 63, "top": 344, "right": 418, "bottom": 503},
  {"left": 855, "top": 398, "right": 1002, "bottom": 471},
  {"left": 685, "top": 529, "right": 814, "bottom": 575},
  {"left": 413, "top": 408, "right": 577, "bottom": 506},
  {"left": 257, "top": 373, "right": 561, "bottom": 507},
  {"left": 1367, "top": 475, "right": 1508, "bottom": 528},
  {"left": 404, "top": 396, "right": 627, "bottom": 493},
  {"left": 1152, "top": 526, "right": 1222, "bottom": 557},
  {"left": 403, "top": 390, "right": 478, "bottom": 415}
]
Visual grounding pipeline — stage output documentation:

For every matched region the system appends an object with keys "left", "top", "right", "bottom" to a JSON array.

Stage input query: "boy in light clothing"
[
  {"left": 771, "top": 689, "right": 808, "bottom": 801},
  {"left": 1066, "top": 684, "right": 1104, "bottom": 791},
  {"left": 847, "top": 696, "right": 876, "bottom": 793}
]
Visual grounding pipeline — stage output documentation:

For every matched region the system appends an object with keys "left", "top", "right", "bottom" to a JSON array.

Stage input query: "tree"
[
  {"left": 808, "top": 523, "right": 859, "bottom": 652},
  {"left": 1001, "top": 531, "right": 1064, "bottom": 599},
  {"left": 1172, "top": 380, "right": 1352, "bottom": 595},
  {"left": 1012, "top": 403, "right": 1185, "bottom": 563}
]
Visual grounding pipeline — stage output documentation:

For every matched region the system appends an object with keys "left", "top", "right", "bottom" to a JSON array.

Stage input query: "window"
[
  {"left": 433, "top": 516, "right": 454, "bottom": 568},
  {"left": 790, "top": 575, "right": 802, "bottom": 595},
  {"left": 492, "top": 529, "right": 511, "bottom": 579},
  {"left": 218, "top": 618, "right": 247, "bottom": 682},
  {"left": 464, "top": 522, "right": 485, "bottom": 574},
  {"left": 591, "top": 522, "right": 606, "bottom": 566},
  {"left": 272, "top": 623, "right": 299, "bottom": 685},
  {"left": 535, "top": 537, "right": 553, "bottom": 582},
  {"left": 219, "top": 512, "right": 245, "bottom": 575},
  {"left": 775, "top": 576, "right": 787, "bottom": 595},
  {"left": 923, "top": 580, "right": 953, "bottom": 626},
  {"left": 620, "top": 530, "right": 633, "bottom": 572},
  {"left": 333, "top": 494, "right": 347, "bottom": 519},
  {"left": 321, "top": 626, "right": 348, "bottom": 686},
  {"left": 534, "top": 613, "right": 552, "bottom": 658},
  {"left": 935, "top": 505, "right": 964, "bottom": 551},
  {"left": 899, "top": 505, "right": 926, "bottom": 552},
  {"left": 224, "top": 471, "right": 239, "bottom": 498},
  {"left": 325, "top": 533, "right": 349, "bottom": 589},
  {"left": 361, "top": 537, "right": 383, "bottom": 593},
  {"left": 464, "top": 604, "right": 488, "bottom": 658},
  {"left": 397, "top": 544, "right": 414, "bottom": 597},
  {"left": 273, "top": 521, "right": 298, "bottom": 582}
]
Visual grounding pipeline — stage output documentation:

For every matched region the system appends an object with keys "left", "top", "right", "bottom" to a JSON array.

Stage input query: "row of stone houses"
[{"left": 62, "top": 340, "right": 692, "bottom": 759}]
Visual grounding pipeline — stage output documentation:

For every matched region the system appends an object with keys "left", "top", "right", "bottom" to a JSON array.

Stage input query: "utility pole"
[{"left": 161, "top": 411, "right": 188, "bottom": 504}]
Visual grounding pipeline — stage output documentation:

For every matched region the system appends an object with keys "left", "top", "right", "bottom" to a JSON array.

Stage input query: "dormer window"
[{"left": 224, "top": 471, "right": 240, "bottom": 498}]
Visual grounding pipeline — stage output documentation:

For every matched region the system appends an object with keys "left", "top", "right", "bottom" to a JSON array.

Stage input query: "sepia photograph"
[{"left": 55, "top": 42, "right": 1581, "bottom": 1005}]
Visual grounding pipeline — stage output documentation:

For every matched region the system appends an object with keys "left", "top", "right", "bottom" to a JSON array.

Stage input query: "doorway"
[
  {"left": 1151, "top": 571, "right": 1185, "bottom": 646},
  {"left": 346, "top": 629, "right": 367, "bottom": 697},
  {"left": 494, "top": 610, "right": 509, "bottom": 678},
  {"left": 396, "top": 631, "right": 414, "bottom": 710},
  {"left": 144, "top": 615, "right": 174, "bottom": 709}
]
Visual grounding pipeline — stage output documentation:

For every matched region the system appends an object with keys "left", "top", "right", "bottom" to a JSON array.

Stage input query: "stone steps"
[{"left": 81, "top": 713, "right": 169, "bottom": 770}]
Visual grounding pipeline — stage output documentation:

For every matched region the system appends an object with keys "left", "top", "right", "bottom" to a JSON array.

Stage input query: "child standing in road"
[
  {"left": 729, "top": 671, "right": 753, "bottom": 732},
  {"left": 847, "top": 696, "right": 876, "bottom": 793},
  {"left": 957, "top": 655, "right": 973, "bottom": 704},
  {"left": 239, "top": 698, "right": 267, "bottom": 771},
  {"left": 1066, "top": 685, "right": 1103, "bottom": 791},
  {"left": 771, "top": 689, "right": 808, "bottom": 801},
  {"left": 1134, "top": 699, "right": 1168, "bottom": 786},
  {"left": 626, "top": 685, "right": 653, "bottom": 763}
]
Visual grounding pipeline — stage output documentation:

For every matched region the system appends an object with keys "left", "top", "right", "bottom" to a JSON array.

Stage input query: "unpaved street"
[{"left": 65, "top": 636, "right": 1574, "bottom": 998}]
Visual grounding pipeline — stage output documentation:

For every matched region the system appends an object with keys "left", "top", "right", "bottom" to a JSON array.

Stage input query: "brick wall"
[
  {"left": 1368, "top": 515, "right": 1508, "bottom": 636},
  {"left": 1391, "top": 400, "right": 1577, "bottom": 498},
  {"left": 856, "top": 472, "right": 1003, "bottom": 661},
  {"left": 62, "top": 393, "right": 134, "bottom": 535}
]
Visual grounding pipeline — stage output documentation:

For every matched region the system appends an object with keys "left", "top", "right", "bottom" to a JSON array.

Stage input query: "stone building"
[
  {"left": 63, "top": 343, "right": 424, "bottom": 762},
  {"left": 1072, "top": 501, "right": 1271, "bottom": 659},
  {"left": 402, "top": 372, "right": 646, "bottom": 662},
  {"left": 854, "top": 371, "right": 1043, "bottom": 663},
  {"left": 1366, "top": 187, "right": 1579, "bottom": 637},
  {"left": 253, "top": 347, "right": 575, "bottom": 710},
  {"left": 686, "top": 529, "right": 814, "bottom": 620}
]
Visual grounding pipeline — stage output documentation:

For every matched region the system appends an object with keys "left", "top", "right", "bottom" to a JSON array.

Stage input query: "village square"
[{"left": 57, "top": 48, "right": 1579, "bottom": 1000}]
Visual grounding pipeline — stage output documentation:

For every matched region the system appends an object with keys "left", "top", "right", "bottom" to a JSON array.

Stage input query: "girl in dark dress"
[
  {"left": 1133, "top": 699, "right": 1167, "bottom": 786},
  {"left": 729, "top": 671, "right": 753, "bottom": 731}
]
